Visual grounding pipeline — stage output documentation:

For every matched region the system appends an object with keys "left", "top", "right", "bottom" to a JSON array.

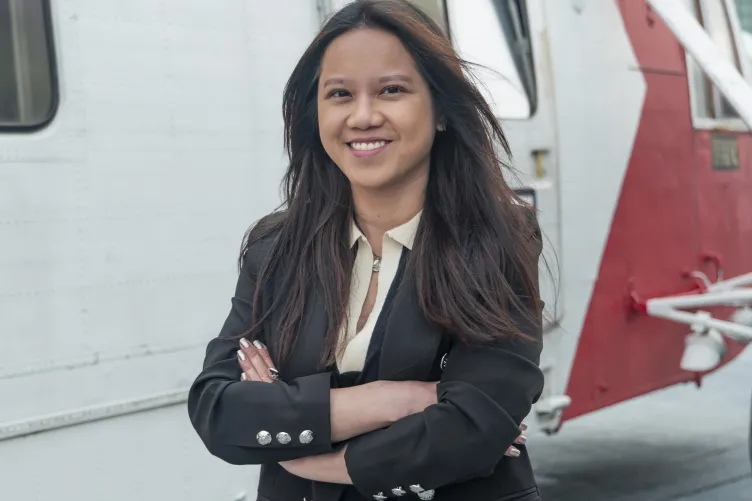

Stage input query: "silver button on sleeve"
[
  {"left": 256, "top": 431, "right": 272, "bottom": 445},
  {"left": 409, "top": 485, "right": 424, "bottom": 493},
  {"left": 299, "top": 430, "right": 314, "bottom": 444},
  {"left": 418, "top": 490, "right": 435, "bottom": 500},
  {"left": 373, "top": 493, "right": 387, "bottom": 501},
  {"left": 276, "top": 432, "right": 291, "bottom": 444},
  {"left": 391, "top": 486, "right": 406, "bottom": 496}
]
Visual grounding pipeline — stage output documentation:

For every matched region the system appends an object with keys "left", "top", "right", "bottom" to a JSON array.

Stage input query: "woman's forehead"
[{"left": 320, "top": 28, "right": 418, "bottom": 78}]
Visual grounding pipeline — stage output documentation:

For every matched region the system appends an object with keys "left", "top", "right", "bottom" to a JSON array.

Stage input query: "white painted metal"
[
  {"left": 679, "top": 315, "right": 726, "bottom": 372},
  {"left": 0, "top": 338, "right": 205, "bottom": 380},
  {"left": 534, "top": 394, "right": 572, "bottom": 418},
  {"left": 526, "top": 0, "right": 647, "bottom": 432},
  {"left": 646, "top": 273, "right": 752, "bottom": 343},
  {"left": 0, "top": 0, "right": 321, "bottom": 499},
  {"left": 0, "top": 388, "right": 187, "bottom": 441},
  {"left": 709, "top": 272, "right": 752, "bottom": 292}
]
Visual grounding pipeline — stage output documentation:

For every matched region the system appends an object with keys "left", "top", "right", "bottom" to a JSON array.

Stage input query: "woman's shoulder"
[{"left": 239, "top": 210, "right": 288, "bottom": 275}]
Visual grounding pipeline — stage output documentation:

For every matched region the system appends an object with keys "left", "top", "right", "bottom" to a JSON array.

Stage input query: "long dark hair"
[{"left": 240, "top": 0, "right": 544, "bottom": 367}]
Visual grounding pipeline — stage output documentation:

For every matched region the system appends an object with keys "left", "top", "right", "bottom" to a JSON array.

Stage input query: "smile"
[{"left": 347, "top": 140, "right": 391, "bottom": 157}]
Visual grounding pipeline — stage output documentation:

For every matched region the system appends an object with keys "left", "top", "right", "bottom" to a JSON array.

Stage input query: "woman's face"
[{"left": 317, "top": 28, "right": 437, "bottom": 193}]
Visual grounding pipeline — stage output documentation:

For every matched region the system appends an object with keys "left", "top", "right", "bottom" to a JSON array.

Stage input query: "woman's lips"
[{"left": 347, "top": 140, "right": 391, "bottom": 158}]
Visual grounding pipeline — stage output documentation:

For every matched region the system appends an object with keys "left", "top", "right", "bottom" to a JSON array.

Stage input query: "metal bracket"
[
  {"left": 534, "top": 394, "right": 572, "bottom": 435},
  {"left": 645, "top": 272, "right": 752, "bottom": 344},
  {"left": 535, "top": 395, "right": 572, "bottom": 416}
]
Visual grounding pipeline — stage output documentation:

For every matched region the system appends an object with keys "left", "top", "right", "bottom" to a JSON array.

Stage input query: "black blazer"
[{"left": 188, "top": 213, "right": 545, "bottom": 501}]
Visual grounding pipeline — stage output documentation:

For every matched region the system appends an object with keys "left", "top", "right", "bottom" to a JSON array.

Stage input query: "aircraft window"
[
  {"left": 447, "top": 0, "right": 537, "bottom": 119},
  {"left": 685, "top": 0, "right": 743, "bottom": 121},
  {"left": 409, "top": 0, "right": 449, "bottom": 34},
  {"left": 0, "top": 0, "right": 57, "bottom": 131},
  {"left": 736, "top": 0, "right": 752, "bottom": 70},
  {"left": 735, "top": 0, "right": 752, "bottom": 32}
]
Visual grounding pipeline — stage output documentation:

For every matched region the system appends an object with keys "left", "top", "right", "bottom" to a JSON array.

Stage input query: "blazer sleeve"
[
  {"left": 344, "top": 215, "right": 545, "bottom": 498},
  {"left": 187, "top": 238, "right": 334, "bottom": 465}
]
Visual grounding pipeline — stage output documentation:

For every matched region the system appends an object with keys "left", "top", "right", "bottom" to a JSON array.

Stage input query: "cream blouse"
[{"left": 336, "top": 211, "right": 422, "bottom": 372}]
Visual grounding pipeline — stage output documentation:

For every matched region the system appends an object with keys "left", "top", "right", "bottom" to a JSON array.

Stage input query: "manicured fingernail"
[
  {"left": 240, "top": 338, "right": 250, "bottom": 349},
  {"left": 237, "top": 350, "right": 247, "bottom": 361},
  {"left": 517, "top": 435, "right": 527, "bottom": 445},
  {"left": 520, "top": 422, "right": 528, "bottom": 431},
  {"left": 241, "top": 372, "right": 247, "bottom": 381},
  {"left": 253, "top": 340, "right": 264, "bottom": 350},
  {"left": 508, "top": 447, "right": 520, "bottom": 457}
]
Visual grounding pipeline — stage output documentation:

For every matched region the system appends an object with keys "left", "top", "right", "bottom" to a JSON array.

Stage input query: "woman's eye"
[
  {"left": 328, "top": 89, "right": 350, "bottom": 98},
  {"left": 382, "top": 85, "right": 403, "bottom": 95}
]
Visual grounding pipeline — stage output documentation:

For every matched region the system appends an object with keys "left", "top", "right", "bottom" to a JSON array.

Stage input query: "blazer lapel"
[
  {"left": 268, "top": 254, "right": 444, "bottom": 381},
  {"left": 378, "top": 261, "right": 444, "bottom": 381}
]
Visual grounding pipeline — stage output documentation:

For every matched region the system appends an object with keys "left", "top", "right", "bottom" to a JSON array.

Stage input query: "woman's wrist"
[
  {"left": 375, "top": 380, "right": 437, "bottom": 423},
  {"left": 371, "top": 380, "right": 412, "bottom": 423},
  {"left": 329, "top": 381, "right": 406, "bottom": 441},
  {"left": 328, "top": 380, "right": 437, "bottom": 443}
]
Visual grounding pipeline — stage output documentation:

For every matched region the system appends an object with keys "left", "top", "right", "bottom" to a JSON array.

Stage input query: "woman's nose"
[{"left": 347, "top": 96, "right": 383, "bottom": 130}]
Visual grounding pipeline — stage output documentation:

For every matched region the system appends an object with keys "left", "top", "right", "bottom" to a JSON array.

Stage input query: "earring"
[{"left": 436, "top": 122, "right": 446, "bottom": 131}]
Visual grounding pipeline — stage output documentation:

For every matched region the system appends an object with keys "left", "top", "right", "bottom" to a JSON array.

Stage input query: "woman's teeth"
[{"left": 350, "top": 141, "right": 387, "bottom": 151}]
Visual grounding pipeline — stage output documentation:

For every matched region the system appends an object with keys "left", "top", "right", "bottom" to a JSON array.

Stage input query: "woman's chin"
[
  {"left": 347, "top": 171, "right": 396, "bottom": 192},
  {"left": 343, "top": 162, "right": 428, "bottom": 194}
]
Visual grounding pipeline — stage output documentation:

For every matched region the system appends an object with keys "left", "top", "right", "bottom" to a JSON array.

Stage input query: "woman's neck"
[{"left": 352, "top": 178, "right": 425, "bottom": 256}]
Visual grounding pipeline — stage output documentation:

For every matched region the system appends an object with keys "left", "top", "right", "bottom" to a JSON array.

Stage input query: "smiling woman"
[
  {"left": 187, "top": 1, "right": 545, "bottom": 501},
  {"left": 318, "top": 29, "right": 436, "bottom": 193}
]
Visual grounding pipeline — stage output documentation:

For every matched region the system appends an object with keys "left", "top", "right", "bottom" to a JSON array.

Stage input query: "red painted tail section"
[{"left": 563, "top": 1, "right": 751, "bottom": 421}]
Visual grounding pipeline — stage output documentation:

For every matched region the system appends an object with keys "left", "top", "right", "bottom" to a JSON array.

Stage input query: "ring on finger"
[{"left": 269, "top": 368, "right": 279, "bottom": 380}]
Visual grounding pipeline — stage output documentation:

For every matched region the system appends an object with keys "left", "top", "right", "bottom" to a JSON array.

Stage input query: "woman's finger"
[
  {"left": 237, "top": 349, "right": 262, "bottom": 381},
  {"left": 241, "top": 338, "right": 278, "bottom": 382},
  {"left": 505, "top": 446, "right": 521, "bottom": 458},
  {"left": 252, "top": 340, "right": 278, "bottom": 379},
  {"left": 512, "top": 422, "right": 528, "bottom": 445},
  {"left": 513, "top": 434, "right": 527, "bottom": 445},
  {"left": 239, "top": 338, "right": 274, "bottom": 383},
  {"left": 249, "top": 349, "right": 274, "bottom": 382}
]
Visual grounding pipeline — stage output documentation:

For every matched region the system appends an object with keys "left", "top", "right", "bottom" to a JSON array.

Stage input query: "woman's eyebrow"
[
  {"left": 322, "top": 74, "right": 413, "bottom": 88},
  {"left": 378, "top": 74, "right": 413, "bottom": 83},
  {"left": 322, "top": 77, "right": 347, "bottom": 88}
]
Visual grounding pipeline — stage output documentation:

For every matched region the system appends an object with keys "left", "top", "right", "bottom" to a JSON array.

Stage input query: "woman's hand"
[
  {"left": 237, "top": 338, "right": 279, "bottom": 382},
  {"left": 508, "top": 422, "right": 528, "bottom": 457},
  {"left": 236, "top": 338, "right": 528, "bottom": 456}
]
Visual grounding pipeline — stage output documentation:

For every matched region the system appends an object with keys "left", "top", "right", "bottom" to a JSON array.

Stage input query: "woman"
[{"left": 188, "top": 1, "right": 545, "bottom": 500}]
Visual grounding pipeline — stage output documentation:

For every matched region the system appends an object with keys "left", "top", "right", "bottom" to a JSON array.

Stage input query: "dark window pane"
[{"left": 0, "top": 0, "right": 57, "bottom": 130}]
